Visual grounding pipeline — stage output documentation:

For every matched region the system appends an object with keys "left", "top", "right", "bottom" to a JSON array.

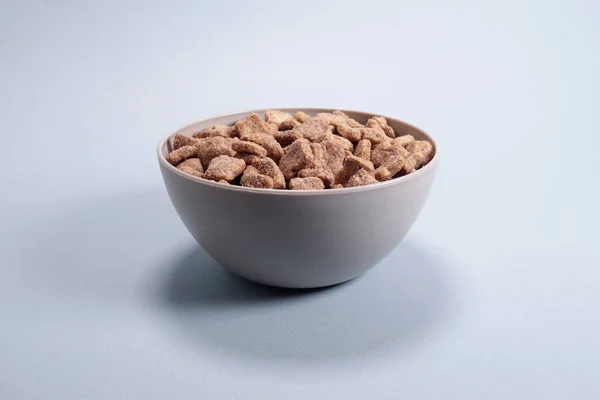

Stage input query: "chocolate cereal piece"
[
  {"left": 371, "top": 116, "right": 395, "bottom": 138},
  {"left": 176, "top": 158, "right": 204, "bottom": 178},
  {"left": 289, "top": 177, "right": 325, "bottom": 190},
  {"left": 332, "top": 110, "right": 362, "bottom": 128},
  {"left": 279, "top": 119, "right": 301, "bottom": 131},
  {"left": 203, "top": 155, "right": 246, "bottom": 182},
  {"left": 166, "top": 145, "right": 198, "bottom": 165},
  {"left": 173, "top": 133, "right": 200, "bottom": 150},
  {"left": 291, "top": 117, "right": 330, "bottom": 142},
  {"left": 401, "top": 140, "right": 434, "bottom": 174},
  {"left": 371, "top": 141, "right": 408, "bottom": 168},
  {"left": 354, "top": 139, "right": 371, "bottom": 161},
  {"left": 298, "top": 168, "right": 335, "bottom": 187},
  {"left": 337, "top": 153, "right": 375, "bottom": 185},
  {"left": 278, "top": 138, "right": 315, "bottom": 181},
  {"left": 241, "top": 165, "right": 275, "bottom": 189},
  {"left": 265, "top": 110, "right": 293, "bottom": 128},
  {"left": 294, "top": 111, "right": 310, "bottom": 123},
  {"left": 235, "top": 113, "right": 273, "bottom": 137},
  {"left": 196, "top": 136, "right": 235, "bottom": 169},
  {"left": 232, "top": 140, "right": 268, "bottom": 158},
  {"left": 274, "top": 130, "right": 302, "bottom": 147},
  {"left": 241, "top": 132, "right": 284, "bottom": 162},
  {"left": 393, "top": 134, "right": 415, "bottom": 147},
  {"left": 334, "top": 123, "right": 363, "bottom": 143},
  {"left": 234, "top": 152, "right": 262, "bottom": 165},
  {"left": 345, "top": 168, "right": 378, "bottom": 188},
  {"left": 319, "top": 138, "right": 346, "bottom": 177},
  {"left": 253, "top": 157, "right": 286, "bottom": 189},
  {"left": 193, "top": 124, "right": 237, "bottom": 139}
]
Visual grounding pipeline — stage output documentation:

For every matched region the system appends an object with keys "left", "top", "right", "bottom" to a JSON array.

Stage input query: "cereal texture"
[
  {"left": 203, "top": 155, "right": 246, "bottom": 182},
  {"left": 165, "top": 110, "right": 433, "bottom": 190},
  {"left": 289, "top": 177, "right": 325, "bottom": 190}
]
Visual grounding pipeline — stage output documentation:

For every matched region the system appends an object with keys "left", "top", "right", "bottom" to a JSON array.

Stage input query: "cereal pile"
[{"left": 165, "top": 110, "right": 433, "bottom": 190}]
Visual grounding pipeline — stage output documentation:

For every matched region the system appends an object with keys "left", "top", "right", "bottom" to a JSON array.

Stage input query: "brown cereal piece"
[
  {"left": 374, "top": 167, "right": 393, "bottom": 182},
  {"left": 234, "top": 152, "right": 262, "bottom": 165},
  {"left": 298, "top": 168, "right": 335, "bottom": 187},
  {"left": 232, "top": 140, "right": 268, "bottom": 158},
  {"left": 354, "top": 139, "right": 372, "bottom": 161},
  {"left": 337, "top": 153, "right": 375, "bottom": 184},
  {"left": 240, "top": 165, "right": 275, "bottom": 189},
  {"left": 375, "top": 150, "right": 405, "bottom": 181},
  {"left": 274, "top": 129, "right": 302, "bottom": 147},
  {"left": 166, "top": 145, "right": 199, "bottom": 165},
  {"left": 193, "top": 125, "right": 237, "bottom": 139},
  {"left": 254, "top": 157, "right": 286, "bottom": 189},
  {"left": 309, "top": 142, "right": 325, "bottom": 165},
  {"left": 289, "top": 177, "right": 325, "bottom": 190},
  {"left": 265, "top": 110, "right": 293, "bottom": 128},
  {"left": 319, "top": 138, "right": 346, "bottom": 177},
  {"left": 371, "top": 116, "right": 395, "bottom": 138},
  {"left": 393, "top": 134, "right": 415, "bottom": 147},
  {"left": 401, "top": 155, "right": 419, "bottom": 174},
  {"left": 332, "top": 184, "right": 344, "bottom": 189},
  {"left": 176, "top": 158, "right": 204, "bottom": 178},
  {"left": 334, "top": 123, "right": 363, "bottom": 143},
  {"left": 332, "top": 110, "right": 362, "bottom": 128},
  {"left": 241, "top": 132, "right": 284, "bottom": 162},
  {"left": 235, "top": 113, "right": 272, "bottom": 137},
  {"left": 294, "top": 111, "right": 310, "bottom": 123},
  {"left": 291, "top": 117, "right": 330, "bottom": 142},
  {"left": 345, "top": 168, "right": 378, "bottom": 188},
  {"left": 196, "top": 136, "right": 235, "bottom": 169},
  {"left": 405, "top": 140, "right": 434, "bottom": 169},
  {"left": 218, "top": 179, "right": 230, "bottom": 184},
  {"left": 173, "top": 133, "right": 200, "bottom": 150},
  {"left": 203, "top": 155, "right": 246, "bottom": 182},
  {"left": 278, "top": 138, "right": 315, "bottom": 180},
  {"left": 371, "top": 141, "right": 408, "bottom": 168},
  {"left": 279, "top": 119, "right": 301, "bottom": 131},
  {"left": 316, "top": 131, "right": 354, "bottom": 152}
]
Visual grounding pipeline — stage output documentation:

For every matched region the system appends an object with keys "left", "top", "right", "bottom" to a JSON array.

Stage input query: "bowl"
[{"left": 158, "top": 108, "right": 438, "bottom": 288}]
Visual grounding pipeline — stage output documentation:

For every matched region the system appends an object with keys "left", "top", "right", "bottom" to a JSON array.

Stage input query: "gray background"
[{"left": 1, "top": 0, "right": 599, "bottom": 399}]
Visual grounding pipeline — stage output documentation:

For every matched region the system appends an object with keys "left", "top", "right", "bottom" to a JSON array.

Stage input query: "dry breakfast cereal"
[{"left": 166, "top": 110, "right": 434, "bottom": 190}]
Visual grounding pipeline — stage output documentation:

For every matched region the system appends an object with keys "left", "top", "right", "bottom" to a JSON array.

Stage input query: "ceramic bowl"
[{"left": 158, "top": 108, "right": 438, "bottom": 288}]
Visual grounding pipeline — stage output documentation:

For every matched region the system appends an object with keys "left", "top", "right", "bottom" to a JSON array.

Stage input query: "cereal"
[
  {"left": 196, "top": 136, "right": 235, "bottom": 169},
  {"left": 176, "top": 158, "right": 204, "bottom": 178},
  {"left": 265, "top": 110, "right": 293, "bottom": 128},
  {"left": 345, "top": 168, "right": 378, "bottom": 187},
  {"left": 232, "top": 140, "right": 268, "bottom": 158},
  {"left": 289, "top": 177, "right": 325, "bottom": 190},
  {"left": 298, "top": 168, "right": 335, "bottom": 187},
  {"left": 236, "top": 113, "right": 273, "bottom": 137},
  {"left": 393, "top": 134, "right": 415, "bottom": 147},
  {"left": 234, "top": 152, "right": 262, "bottom": 165},
  {"left": 274, "top": 129, "right": 302, "bottom": 147},
  {"left": 241, "top": 132, "right": 284, "bottom": 162},
  {"left": 279, "top": 119, "right": 301, "bottom": 131},
  {"left": 294, "top": 111, "right": 310, "bottom": 123},
  {"left": 166, "top": 145, "right": 198, "bottom": 165},
  {"left": 278, "top": 138, "right": 315, "bottom": 180},
  {"left": 193, "top": 124, "right": 237, "bottom": 139},
  {"left": 370, "top": 116, "right": 395, "bottom": 138},
  {"left": 241, "top": 166, "right": 275, "bottom": 189},
  {"left": 291, "top": 117, "right": 330, "bottom": 142},
  {"left": 173, "top": 133, "right": 200, "bottom": 149},
  {"left": 166, "top": 110, "right": 433, "bottom": 190},
  {"left": 203, "top": 155, "right": 246, "bottom": 182},
  {"left": 354, "top": 139, "right": 371, "bottom": 161},
  {"left": 253, "top": 157, "right": 286, "bottom": 189}
]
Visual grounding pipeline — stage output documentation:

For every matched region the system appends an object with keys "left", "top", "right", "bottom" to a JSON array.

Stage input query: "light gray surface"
[{"left": 1, "top": 0, "right": 598, "bottom": 399}]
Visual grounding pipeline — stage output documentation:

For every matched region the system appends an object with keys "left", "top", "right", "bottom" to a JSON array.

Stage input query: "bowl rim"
[{"left": 157, "top": 107, "right": 439, "bottom": 196}]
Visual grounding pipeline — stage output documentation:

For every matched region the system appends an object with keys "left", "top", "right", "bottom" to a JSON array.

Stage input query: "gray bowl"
[{"left": 158, "top": 108, "right": 438, "bottom": 288}]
